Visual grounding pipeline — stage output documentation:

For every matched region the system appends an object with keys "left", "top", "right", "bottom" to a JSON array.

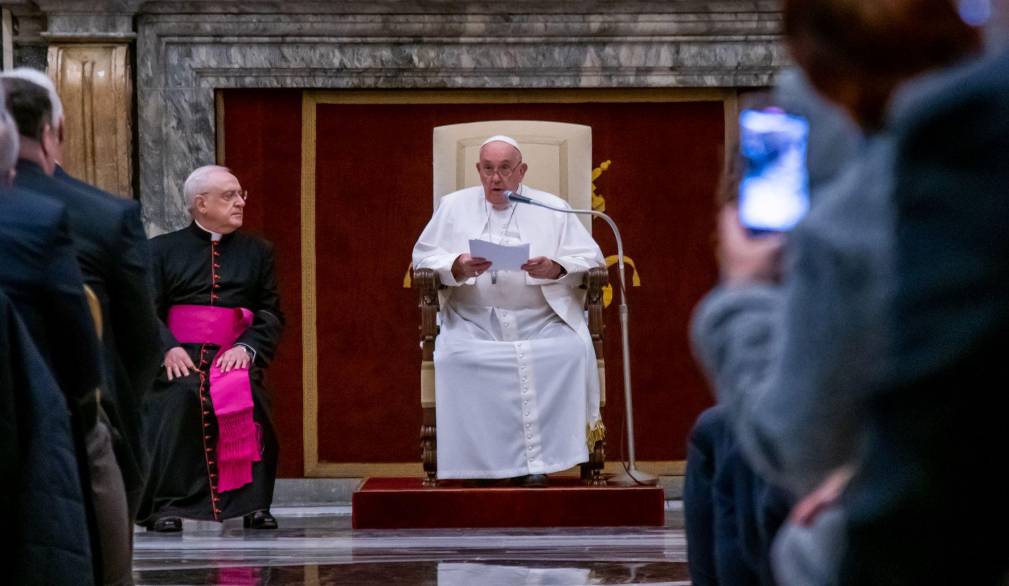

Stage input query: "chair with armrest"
[
  {"left": 419, "top": 120, "right": 608, "bottom": 487},
  {"left": 416, "top": 265, "right": 609, "bottom": 486}
]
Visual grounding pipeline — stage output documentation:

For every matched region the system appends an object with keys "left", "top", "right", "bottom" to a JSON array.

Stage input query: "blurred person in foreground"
[
  {"left": 1, "top": 67, "right": 162, "bottom": 530},
  {"left": 683, "top": 68, "right": 861, "bottom": 586},
  {"left": 0, "top": 82, "right": 99, "bottom": 585},
  {"left": 839, "top": 1, "right": 1009, "bottom": 583},
  {"left": 3, "top": 73, "right": 145, "bottom": 585},
  {"left": 689, "top": 0, "right": 982, "bottom": 584}
]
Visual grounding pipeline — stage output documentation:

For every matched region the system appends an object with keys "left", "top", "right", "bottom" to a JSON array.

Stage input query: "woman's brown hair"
[{"left": 784, "top": 0, "right": 982, "bottom": 128}]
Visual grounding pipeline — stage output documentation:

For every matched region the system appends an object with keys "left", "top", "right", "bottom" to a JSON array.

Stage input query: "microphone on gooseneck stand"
[
  {"left": 503, "top": 191, "right": 535, "bottom": 205},
  {"left": 504, "top": 190, "right": 656, "bottom": 486}
]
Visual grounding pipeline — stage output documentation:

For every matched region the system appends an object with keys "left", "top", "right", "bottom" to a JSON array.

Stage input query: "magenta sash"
[{"left": 168, "top": 304, "right": 260, "bottom": 492}]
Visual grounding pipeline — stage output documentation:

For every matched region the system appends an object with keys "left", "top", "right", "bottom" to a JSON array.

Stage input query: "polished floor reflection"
[{"left": 134, "top": 505, "right": 689, "bottom": 585}]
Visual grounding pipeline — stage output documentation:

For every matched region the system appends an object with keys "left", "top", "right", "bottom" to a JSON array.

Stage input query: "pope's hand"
[
  {"left": 522, "top": 256, "right": 564, "bottom": 279},
  {"left": 452, "top": 253, "right": 492, "bottom": 280},
  {"left": 217, "top": 345, "right": 251, "bottom": 373},
  {"left": 164, "top": 346, "right": 198, "bottom": 381}
]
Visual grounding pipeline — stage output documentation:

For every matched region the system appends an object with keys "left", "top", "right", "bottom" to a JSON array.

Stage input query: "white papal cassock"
[{"left": 412, "top": 184, "right": 605, "bottom": 479}]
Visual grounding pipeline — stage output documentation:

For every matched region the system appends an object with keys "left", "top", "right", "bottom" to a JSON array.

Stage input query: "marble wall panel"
[{"left": 125, "top": 2, "right": 786, "bottom": 232}]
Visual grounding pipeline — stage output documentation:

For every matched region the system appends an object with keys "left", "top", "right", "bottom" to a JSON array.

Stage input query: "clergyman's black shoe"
[
  {"left": 147, "top": 516, "right": 183, "bottom": 532},
  {"left": 243, "top": 509, "right": 278, "bottom": 530}
]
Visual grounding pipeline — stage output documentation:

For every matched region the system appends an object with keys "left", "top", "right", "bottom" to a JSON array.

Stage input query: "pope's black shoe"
[
  {"left": 243, "top": 509, "right": 278, "bottom": 530},
  {"left": 516, "top": 474, "right": 549, "bottom": 488},
  {"left": 147, "top": 516, "right": 183, "bottom": 532}
]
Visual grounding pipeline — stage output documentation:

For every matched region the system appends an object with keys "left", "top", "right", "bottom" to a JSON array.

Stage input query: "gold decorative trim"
[
  {"left": 301, "top": 92, "right": 321, "bottom": 476},
  {"left": 305, "top": 461, "right": 686, "bottom": 478},
  {"left": 215, "top": 90, "right": 226, "bottom": 165},
  {"left": 306, "top": 88, "right": 734, "bottom": 105},
  {"left": 591, "top": 160, "right": 611, "bottom": 212},
  {"left": 301, "top": 87, "right": 732, "bottom": 477},
  {"left": 723, "top": 91, "right": 740, "bottom": 170}
]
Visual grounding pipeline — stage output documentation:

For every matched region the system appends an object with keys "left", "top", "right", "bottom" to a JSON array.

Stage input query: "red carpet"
[{"left": 352, "top": 477, "right": 665, "bottom": 529}]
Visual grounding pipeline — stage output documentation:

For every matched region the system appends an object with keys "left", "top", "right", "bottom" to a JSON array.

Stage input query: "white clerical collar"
[{"left": 194, "top": 220, "right": 223, "bottom": 241}]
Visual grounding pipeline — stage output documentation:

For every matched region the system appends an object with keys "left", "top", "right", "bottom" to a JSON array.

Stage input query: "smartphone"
[{"left": 738, "top": 108, "right": 811, "bottom": 233}]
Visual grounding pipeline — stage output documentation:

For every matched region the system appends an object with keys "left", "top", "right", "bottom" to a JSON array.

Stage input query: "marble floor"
[{"left": 134, "top": 504, "right": 689, "bottom": 585}]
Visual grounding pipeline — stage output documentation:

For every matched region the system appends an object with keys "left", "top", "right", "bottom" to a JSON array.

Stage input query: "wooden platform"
[{"left": 352, "top": 477, "right": 665, "bottom": 529}]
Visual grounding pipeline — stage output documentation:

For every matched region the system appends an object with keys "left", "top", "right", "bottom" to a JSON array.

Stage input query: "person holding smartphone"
[
  {"left": 688, "top": 1, "right": 982, "bottom": 584},
  {"left": 683, "top": 69, "right": 859, "bottom": 586}
]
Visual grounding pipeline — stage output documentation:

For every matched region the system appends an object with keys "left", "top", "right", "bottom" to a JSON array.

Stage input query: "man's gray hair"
[
  {"left": 0, "top": 67, "right": 63, "bottom": 126},
  {"left": 0, "top": 94, "right": 19, "bottom": 175},
  {"left": 183, "top": 164, "right": 232, "bottom": 211}
]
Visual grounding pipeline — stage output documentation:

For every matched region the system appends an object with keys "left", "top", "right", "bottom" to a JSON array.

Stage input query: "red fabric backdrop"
[{"left": 223, "top": 90, "right": 721, "bottom": 477}]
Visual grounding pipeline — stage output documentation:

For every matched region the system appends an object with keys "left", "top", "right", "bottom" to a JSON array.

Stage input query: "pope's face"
[
  {"left": 194, "top": 171, "right": 246, "bottom": 233},
  {"left": 476, "top": 141, "right": 527, "bottom": 208}
]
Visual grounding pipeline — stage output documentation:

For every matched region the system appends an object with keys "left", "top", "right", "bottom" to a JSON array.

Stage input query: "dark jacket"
[
  {"left": 0, "top": 193, "right": 96, "bottom": 585},
  {"left": 841, "top": 49, "right": 1009, "bottom": 585},
  {"left": 0, "top": 186, "right": 102, "bottom": 403},
  {"left": 49, "top": 164, "right": 162, "bottom": 513}
]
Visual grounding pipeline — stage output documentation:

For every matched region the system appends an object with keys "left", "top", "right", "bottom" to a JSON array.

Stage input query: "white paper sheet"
[{"left": 468, "top": 239, "right": 530, "bottom": 271}]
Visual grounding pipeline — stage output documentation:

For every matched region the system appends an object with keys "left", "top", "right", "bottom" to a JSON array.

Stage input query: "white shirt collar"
[{"left": 194, "top": 219, "right": 222, "bottom": 241}]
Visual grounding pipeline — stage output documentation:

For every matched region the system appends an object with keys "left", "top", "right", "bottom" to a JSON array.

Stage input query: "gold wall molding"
[
  {"left": 300, "top": 88, "right": 735, "bottom": 478},
  {"left": 48, "top": 43, "right": 132, "bottom": 197}
]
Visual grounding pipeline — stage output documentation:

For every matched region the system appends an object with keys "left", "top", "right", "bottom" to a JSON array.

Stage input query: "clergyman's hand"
[
  {"left": 217, "top": 345, "right": 251, "bottom": 373},
  {"left": 522, "top": 256, "right": 564, "bottom": 279},
  {"left": 717, "top": 205, "right": 785, "bottom": 286},
  {"left": 164, "top": 346, "right": 198, "bottom": 381},
  {"left": 452, "top": 253, "right": 492, "bottom": 280}
]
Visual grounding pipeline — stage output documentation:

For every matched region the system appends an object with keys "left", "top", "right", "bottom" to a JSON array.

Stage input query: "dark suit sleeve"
[
  {"left": 108, "top": 203, "right": 162, "bottom": 398},
  {"left": 236, "top": 242, "right": 284, "bottom": 366},
  {"left": 150, "top": 239, "right": 181, "bottom": 355},
  {"left": 44, "top": 210, "right": 103, "bottom": 400}
]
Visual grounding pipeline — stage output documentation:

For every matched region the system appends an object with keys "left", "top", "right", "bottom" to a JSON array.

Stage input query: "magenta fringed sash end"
[{"left": 168, "top": 304, "right": 258, "bottom": 493}]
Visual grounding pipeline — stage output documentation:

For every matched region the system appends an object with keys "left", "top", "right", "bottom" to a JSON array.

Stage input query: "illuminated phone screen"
[{"left": 738, "top": 108, "right": 811, "bottom": 232}]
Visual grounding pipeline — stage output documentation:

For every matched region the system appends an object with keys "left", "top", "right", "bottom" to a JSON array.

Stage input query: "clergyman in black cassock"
[{"left": 138, "top": 165, "right": 283, "bottom": 530}]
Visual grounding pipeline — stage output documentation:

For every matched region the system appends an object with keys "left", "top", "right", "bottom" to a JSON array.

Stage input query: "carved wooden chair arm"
[
  {"left": 582, "top": 266, "right": 608, "bottom": 351},
  {"left": 415, "top": 268, "right": 441, "bottom": 347}
]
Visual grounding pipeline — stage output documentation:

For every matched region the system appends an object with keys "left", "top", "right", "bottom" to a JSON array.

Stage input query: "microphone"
[
  {"left": 505, "top": 188, "right": 656, "bottom": 486},
  {"left": 504, "top": 190, "right": 533, "bottom": 204}
]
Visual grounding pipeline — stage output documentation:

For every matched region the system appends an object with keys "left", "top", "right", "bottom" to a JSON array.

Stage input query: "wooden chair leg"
[
  {"left": 580, "top": 439, "right": 607, "bottom": 486},
  {"left": 421, "top": 406, "right": 437, "bottom": 486}
]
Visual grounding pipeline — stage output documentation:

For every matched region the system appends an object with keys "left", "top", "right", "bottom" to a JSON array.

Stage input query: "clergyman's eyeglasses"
[{"left": 202, "top": 189, "right": 248, "bottom": 203}]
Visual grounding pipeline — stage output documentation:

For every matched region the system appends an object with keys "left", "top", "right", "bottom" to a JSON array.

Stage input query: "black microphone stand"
[{"left": 507, "top": 192, "right": 657, "bottom": 486}]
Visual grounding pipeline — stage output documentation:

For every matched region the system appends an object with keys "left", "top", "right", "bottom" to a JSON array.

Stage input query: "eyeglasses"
[
  {"left": 201, "top": 189, "right": 248, "bottom": 203},
  {"left": 478, "top": 165, "right": 520, "bottom": 179}
]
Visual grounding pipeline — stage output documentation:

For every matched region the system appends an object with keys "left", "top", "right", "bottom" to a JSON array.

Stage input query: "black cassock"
[{"left": 138, "top": 222, "right": 284, "bottom": 523}]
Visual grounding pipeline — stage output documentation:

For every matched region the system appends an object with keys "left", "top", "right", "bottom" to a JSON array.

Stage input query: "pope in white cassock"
[{"left": 412, "top": 135, "right": 605, "bottom": 486}]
